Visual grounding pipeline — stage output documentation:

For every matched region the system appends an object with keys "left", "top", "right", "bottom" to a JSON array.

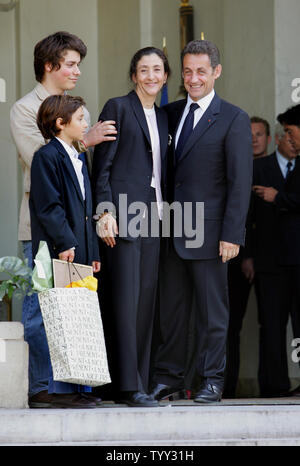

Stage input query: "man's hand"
[
  {"left": 92, "top": 261, "right": 101, "bottom": 273},
  {"left": 253, "top": 185, "right": 278, "bottom": 203},
  {"left": 59, "top": 248, "right": 75, "bottom": 262},
  {"left": 219, "top": 241, "right": 240, "bottom": 263},
  {"left": 96, "top": 213, "right": 119, "bottom": 248},
  {"left": 241, "top": 257, "right": 255, "bottom": 283},
  {"left": 82, "top": 120, "right": 117, "bottom": 147}
]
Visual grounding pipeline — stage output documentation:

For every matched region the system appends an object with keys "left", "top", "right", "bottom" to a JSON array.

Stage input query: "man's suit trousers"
[
  {"left": 256, "top": 267, "right": 300, "bottom": 396},
  {"left": 153, "top": 243, "right": 229, "bottom": 389}
]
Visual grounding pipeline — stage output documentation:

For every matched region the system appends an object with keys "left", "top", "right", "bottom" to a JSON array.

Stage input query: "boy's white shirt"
[{"left": 55, "top": 137, "right": 85, "bottom": 200}]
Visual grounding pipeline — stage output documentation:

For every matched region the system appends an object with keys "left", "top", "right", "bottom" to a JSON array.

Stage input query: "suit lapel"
[
  {"left": 177, "top": 94, "right": 221, "bottom": 164},
  {"left": 128, "top": 90, "right": 151, "bottom": 147},
  {"left": 51, "top": 138, "right": 85, "bottom": 206},
  {"left": 267, "top": 153, "right": 285, "bottom": 189},
  {"left": 171, "top": 100, "right": 187, "bottom": 165},
  {"left": 173, "top": 100, "right": 187, "bottom": 144},
  {"left": 155, "top": 106, "right": 168, "bottom": 162},
  {"left": 286, "top": 154, "right": 300, "bottom": 187}
]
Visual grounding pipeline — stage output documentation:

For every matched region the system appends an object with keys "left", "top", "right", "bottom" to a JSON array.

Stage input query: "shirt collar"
[
  {"left": 35, "top": 82, "right": 68, "bottom": 101},
  {"left": 276, "top": 149, "right": 296, "bottom": 170},
  {"left": 34, "top": 82, "right": 51, "bottom": 101},
  {"left": 56, "top": 137, "right": 79, "bottom": 159},
  {"left": 187, "top": 89, "right": 215, "bottom": 112}
]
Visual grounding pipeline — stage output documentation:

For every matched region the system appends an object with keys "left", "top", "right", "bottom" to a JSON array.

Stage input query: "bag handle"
[{"left": 67, "top": 261, "right": 84, "bottom": 283}]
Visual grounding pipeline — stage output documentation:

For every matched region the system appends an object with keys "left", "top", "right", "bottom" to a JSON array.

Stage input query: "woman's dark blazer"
[{"left": 91, "top": 90, "right": 168, "bottom": 240}]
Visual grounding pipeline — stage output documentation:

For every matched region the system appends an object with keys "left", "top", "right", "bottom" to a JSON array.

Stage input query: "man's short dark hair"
[
  {"left": 181, "top": 39, "right": 220, "bottom": 69},
  {"left": 34, "top": 31, "right": 87, "bottom": 83},
  {"left": 277, "top": 105, "right": 300, "bottom": 128},
  {"left": 37, "top": 94, "right": 85, "bottom": 140},
  {"left": 250, "top": 116, "right": 270, "bottom": 136}
]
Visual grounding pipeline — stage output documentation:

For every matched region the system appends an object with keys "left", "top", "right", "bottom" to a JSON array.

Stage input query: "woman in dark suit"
[{"left": 92, "top": 47, "right": 170, "bottom": 407}]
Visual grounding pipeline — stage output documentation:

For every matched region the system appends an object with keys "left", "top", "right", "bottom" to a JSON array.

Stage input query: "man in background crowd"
[
  {"left": 241, "top": 119, "right": 299, "bottom": 397},
  {"left": 277, "top": 105, "right": 300, "bottom": 396},
  {"left": 251, "top": 116, "right": 272, "bottom": 158},
  {"left": 224, "top": 116, "right": 271, "bottom": 398}
]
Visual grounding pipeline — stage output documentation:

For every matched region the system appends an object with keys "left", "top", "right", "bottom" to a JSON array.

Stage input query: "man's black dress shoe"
[
  {"left": 120, "top": 391, "right": 159, "bottom": 407},
  {"left": 194, "top": 383, "right": 222, "bottom": 403},
  {"left": 149, "top": 383, "right": 183, "bottom": 401}
]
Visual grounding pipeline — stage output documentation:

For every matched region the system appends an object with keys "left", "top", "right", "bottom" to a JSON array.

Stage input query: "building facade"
[{"left": 0, "top": 0, "right": 299, "bottom": 393}]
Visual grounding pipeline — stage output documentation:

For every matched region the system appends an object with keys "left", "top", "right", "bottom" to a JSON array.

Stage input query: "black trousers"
[
  {"left": 256, "top": 266, "right": 300, "bottom": 396},
  {"left": 99, "top": 188, "right": 161, "bottom": 393},
  {"left": 224, "top": 257, "right": 253, "bottom": 397},
  {"left": 152, "top": 243, "right": 229, "bottom": 390}
]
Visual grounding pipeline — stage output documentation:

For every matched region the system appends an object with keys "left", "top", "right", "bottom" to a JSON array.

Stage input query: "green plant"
[{"left": 0, "top": 256, "right": 33, "bottom": 301}]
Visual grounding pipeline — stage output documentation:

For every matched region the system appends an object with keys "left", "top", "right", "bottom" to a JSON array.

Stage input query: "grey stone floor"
[{"left": 1, "top": 397, "right": 300, "bottom": 446}]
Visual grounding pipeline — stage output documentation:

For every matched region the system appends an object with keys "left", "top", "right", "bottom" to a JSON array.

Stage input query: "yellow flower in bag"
[{"left": 66, "top": 275, "right": 98, "bottom": 292}]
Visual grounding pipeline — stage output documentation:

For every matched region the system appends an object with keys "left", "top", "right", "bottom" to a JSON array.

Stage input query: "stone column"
[{"left": 0, "top": 322, "right": 28, "bottom": 408}]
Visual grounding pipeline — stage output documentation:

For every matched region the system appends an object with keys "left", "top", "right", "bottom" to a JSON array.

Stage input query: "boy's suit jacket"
[{"left": 29, "top": 137, "right": 99, "bottom": 265}]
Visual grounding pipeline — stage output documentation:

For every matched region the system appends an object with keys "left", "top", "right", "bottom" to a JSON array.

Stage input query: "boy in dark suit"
[{"left": 28, "top": 95, "right": 100, "bottom": 408}]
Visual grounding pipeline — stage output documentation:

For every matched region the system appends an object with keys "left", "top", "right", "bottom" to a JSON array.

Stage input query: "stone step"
[
  {"left": 6, "top": 440, "right": 300, "bottom": 446},
  {"left": 1, "top": 400, "right": 300, "bottom": 446}
]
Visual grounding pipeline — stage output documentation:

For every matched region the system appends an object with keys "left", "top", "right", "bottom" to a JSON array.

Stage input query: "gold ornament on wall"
[
  {"left": 178, "top": 0, "right": 194, "bottom": 97},
  {"left": 177, "top": 1, "right": 206, "bottom": 97},
  {"left": 0, "top": 0, "right": 18, "bottom": 12},
  {"left": 179, "top": 0, "right": 194, "bottom": 52}
]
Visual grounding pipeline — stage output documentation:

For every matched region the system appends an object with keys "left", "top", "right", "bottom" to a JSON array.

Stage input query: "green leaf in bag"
[{"left": 32, "top": 241, "right": 54, "bottom": 292}]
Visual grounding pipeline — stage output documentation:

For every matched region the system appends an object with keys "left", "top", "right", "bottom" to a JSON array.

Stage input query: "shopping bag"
[{"left": 38, "top": 287, "right": 111, "bottom": 387}]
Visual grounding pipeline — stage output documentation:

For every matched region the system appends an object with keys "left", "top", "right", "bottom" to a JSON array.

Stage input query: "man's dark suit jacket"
[
  {"left": 91, "top": 90, "right": 168, "bottom": 239},
  {"left": 164, "top": 93, "right": 253, "bottom": 259},
  {"left": 29, "top": 137, "right": 99, "bottom": 265},
  {"left": 247, "top": 153, "right": 300, "bottom": 270}
]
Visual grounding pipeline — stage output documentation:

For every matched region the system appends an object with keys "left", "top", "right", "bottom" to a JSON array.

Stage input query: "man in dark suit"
[
  {"left": 279, "top": 104, "right": 300, "bottom": 153},
  {"left": 150, "top": 40, "right": 253, "bottom": 403},
  {"left": 244, "top": 122, "right": 300, "bottom": 397},
  {"left": 271, "top": 105, "right": 300, "bottom": 396},
  {"left": 224, "top": 116, "right": 271, "bottom": 398}
]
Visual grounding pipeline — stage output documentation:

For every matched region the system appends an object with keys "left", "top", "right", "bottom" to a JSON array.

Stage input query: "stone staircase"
[
  {"left": 1, "top": 399, "right": 300, "bottom": 445},
  {"left": 1, "top": 322, "right": 300, "bottom": 446}
]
